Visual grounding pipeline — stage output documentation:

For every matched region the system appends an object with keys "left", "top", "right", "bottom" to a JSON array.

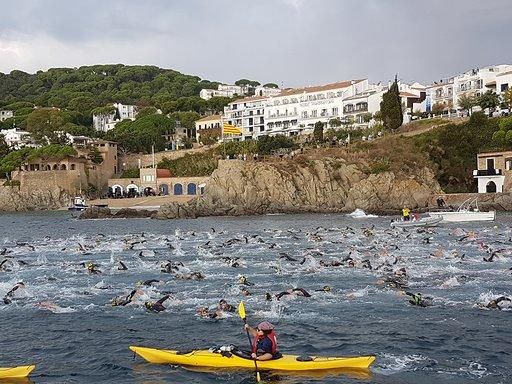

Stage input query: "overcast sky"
[{"left": 1, "top": 0, "right": 511, "bottom": 87}]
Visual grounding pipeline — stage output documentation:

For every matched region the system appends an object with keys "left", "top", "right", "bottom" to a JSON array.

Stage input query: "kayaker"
[
  {"left": 244, "top": 321, "right": 280, "bottom": 361},
  {"left": 402, "top": 207, "right": 410, "bottom": 221},
  {"left": 144, "top": 295, "right": 170, "bottom": 312}
]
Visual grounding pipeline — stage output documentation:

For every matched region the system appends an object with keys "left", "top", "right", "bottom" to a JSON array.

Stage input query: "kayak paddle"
[{"left": 238, "top": 300, "right": 261, "bottom": 382}]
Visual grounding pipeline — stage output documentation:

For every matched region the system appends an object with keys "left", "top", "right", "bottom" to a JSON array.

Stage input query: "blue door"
[
  {"left": 173, "top": 183, "right": 183, "bottom": 195},
  {"left": 187, "top": 183, "right": 197, "bottom": 195}
]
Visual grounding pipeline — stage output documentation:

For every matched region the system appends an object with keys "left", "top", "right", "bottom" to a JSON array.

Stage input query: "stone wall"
[
  {"left": 12, "top": 170, "right": 88, "bottom": 195},
  {"left": 119, "top": 146, "right": 216, "bottom": 169}
]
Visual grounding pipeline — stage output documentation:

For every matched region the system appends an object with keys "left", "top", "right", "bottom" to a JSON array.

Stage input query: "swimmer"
[
  {"left": 241, "top": 287, "right": 251, "bottom": 296},
  {"left": 484, "top": 296, "right": 511, "bottom": 310},
  {"left": 176, "top": 271, "right": 205, "bottom": 280},
  {"left": 86, "top": 262, "right": 101, "bottom": 274},
  {"left": 117, "top": 261, "right": 128, "bottom": 271},
  {"left": 265, "top": 292, "right": 272, "bottom": 301},
  {"left": 138, "top": 279, "right": 162, "bottom": 287},
  {"left": 3, "top": 281, "right": 25, "bottom": 304},
  {"left": 217, "top": 299, "right": 235, "bottom": 312},
  {"left": 112, "top": 289, "right": 142, "bottom": 306},
  {"left": 144, "top": 295, "right": 170, "bottom": 313},
  {"left": 314, "top": 285, "right": 332, "bottom": 292},
  {"left": 239, "top": 275, "right": 253, "bottom": 286},
  {"left": 275, "top": 288, "right": 311, "bottom": 301},
  {"left": 197, "top": 306, "right": 219, "bottom": 319},
  {"left": 405, "top": 292, "right": 432, "bottom": 307}
]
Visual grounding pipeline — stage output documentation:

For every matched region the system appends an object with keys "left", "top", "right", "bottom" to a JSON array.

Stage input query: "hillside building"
[
  {"left": 0, "top": 110, "right": 14, "bottom": 122},
  {"left": 0, "top": 128, "right": 38, "bottom": 149},
  {"left": 92, "top": 103, "right": 138, "bottom": 132},
  {"left": 223, "top": 96, "right": 267, "bottom": 140},
  {"left": 473, "top": 151, "right": 512, "bottom": 193},
  {"left": 195, "top": 115, "right": 222, "bottom": 142}
]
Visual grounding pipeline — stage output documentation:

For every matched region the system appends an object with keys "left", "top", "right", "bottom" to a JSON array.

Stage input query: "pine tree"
[{"left": 380, "top": 76, "right": 403, "bottom": 130}]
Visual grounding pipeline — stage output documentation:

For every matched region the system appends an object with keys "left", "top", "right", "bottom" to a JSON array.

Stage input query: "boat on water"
[
  {"left": 428, "top": 198, "right": 496, "bottom": 222},
  {"left": 0, "top": 365, "right": 35, "bottom": 379},
  {"left": 68, "top": 196, "right": 88, "bottom": 212},
  {"left": 390, "top": 216, "right": 442, "bottom": 228},
  {"left": 130, "top": 346, "right": 375, "bottom": 372}
]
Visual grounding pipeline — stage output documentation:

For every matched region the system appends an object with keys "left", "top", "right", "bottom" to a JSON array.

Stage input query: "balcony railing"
[{"left": 473, "top": 169, "right": 502, "bottom": 176}]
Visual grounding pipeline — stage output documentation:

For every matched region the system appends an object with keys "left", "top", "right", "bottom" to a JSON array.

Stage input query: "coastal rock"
[
  {"left": 78, "top": 207, "right": 157, "bottom": 219},
  {"left": 156, "top": 158, "right": 444, "bottom": 219},
  {"left": 79, "top": 206, "right": 112, "bottom": 219},
  {"left": 0, "top": 185, "right": 68, "bottom": 211}
]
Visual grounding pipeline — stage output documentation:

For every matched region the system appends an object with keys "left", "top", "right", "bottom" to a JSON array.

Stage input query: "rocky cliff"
[
  {"left": 0, "top": 186, "right": 68, "bottom": 211},
  {"left": 155, "top": 158, "right": 444, "bottom": 219}
]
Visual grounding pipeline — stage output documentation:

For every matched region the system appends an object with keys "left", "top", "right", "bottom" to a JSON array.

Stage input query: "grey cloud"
[{"left": 0, "top": 0, "right": 511, "bottom": 86}]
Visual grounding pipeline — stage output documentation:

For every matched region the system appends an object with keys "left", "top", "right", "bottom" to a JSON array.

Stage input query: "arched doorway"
[
  {"left": 144, "top": 187, "right": 155, "bottom": 196},
  {"left": 173, "top": 183, "right": 183, "bottom": 195},
  {"left": 112, "top": 184, "right": 123, "bottom": 198},
  {"left": 60, "top": 164, "right": 67, "bottom": 170},
  {"left": 127, "top": 183, "right": 138, "bottom": 198},
  {"left": 159, "top": 184, "right": 169, "bottom": 195},
  {"left": 486, "top": 181, "right": 497, "bottom": 193},
  {"left": 187, "top": 183, "right": 197, "bottom": 195},
  {"left": 199, "top": 183, "right": 206, "bottom": 195}
]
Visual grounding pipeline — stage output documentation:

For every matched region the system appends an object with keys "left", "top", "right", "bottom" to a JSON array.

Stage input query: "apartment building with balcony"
[
  {"left": 473, "top": 151, "right": 512, "bottom": 193},
  {"left": 264, "top": 80, "right": 368, "bottom": 136},
  {"left": 92, "top": 103, "right": 138, "bottom": 132},
  {"left": 223, "top": 96, "right": 267, "bottom": 140},
  {"left": 426, "top": 65, "right": 512, "bottom": 114}
]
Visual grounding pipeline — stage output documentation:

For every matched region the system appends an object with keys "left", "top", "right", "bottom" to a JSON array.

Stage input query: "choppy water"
[{"left": 0, "top": 211, "right": 511, "bottom": 384}]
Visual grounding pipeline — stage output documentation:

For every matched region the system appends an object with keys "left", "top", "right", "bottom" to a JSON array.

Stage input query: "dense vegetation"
[
  {"left": 0, "top": 65, "right": 237, "bottom": 142},
  {"left": 0, "top": 144, "right": 76, "bottom": 176},
  {"left": 413, "top": 112, "right": 506, "bottom": 192}
]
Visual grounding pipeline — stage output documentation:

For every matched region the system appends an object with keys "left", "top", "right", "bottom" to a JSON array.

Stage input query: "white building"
[
  {"left": 264, "top": 79, "right": 369, "bottom": 136},
  {"left": 195, "top": 114, "right": 222, "bottom": 141},
  {"left": 92, "top": 103, "right": 138, "bottom": 132},
  {"left": 0, "top": 110, "right": 14, "bottom": 122},
  {"left": 426, "top": 64, "right": 512, "bottom": 114},
  {"left": 200, "top": 84, "right": 281, "bottom": 101},
  {"left": 0, "top": 128, "right": 37, "bottom": 149},
  {"left": 223, "top": 96, "right": 267, "bottom": 140}
]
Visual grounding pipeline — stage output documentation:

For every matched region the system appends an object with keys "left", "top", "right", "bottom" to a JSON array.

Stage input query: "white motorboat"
[
  {"left": 428, "top": 198, "right": 495, "bottom": 222},
  {"left": 391, "top": 216, "right": 442, "bottom": 228},
  {"left": 68, "top": 196, "right": 88, "bottom": 212}
]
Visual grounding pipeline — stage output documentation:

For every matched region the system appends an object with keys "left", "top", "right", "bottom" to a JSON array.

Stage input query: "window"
[
  {"left": 302, "top": 111, "right": 308, "bottom": 118},
  {"left": 311, "top": 110, "right": 317, "bottom": 117},
  {"left": 332, "top": 107, "right": 338, "bottom": 115}
]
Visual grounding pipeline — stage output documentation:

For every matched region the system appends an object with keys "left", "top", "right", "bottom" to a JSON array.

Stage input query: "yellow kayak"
[
  {"left": 130, "top": 346, "right": 375, "bottom": 371},
  {"left": 0, "top": 365, "right": 35, "bottom": 379}
]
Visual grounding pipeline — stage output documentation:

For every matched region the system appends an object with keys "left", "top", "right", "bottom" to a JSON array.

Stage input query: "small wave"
[{"left": 347, "top": 209, "right": 378, "bottom": 218}]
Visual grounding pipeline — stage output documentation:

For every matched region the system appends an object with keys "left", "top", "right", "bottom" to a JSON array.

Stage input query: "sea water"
[{"left": 0, "top": 211, "right": 510, "bottom": 384}]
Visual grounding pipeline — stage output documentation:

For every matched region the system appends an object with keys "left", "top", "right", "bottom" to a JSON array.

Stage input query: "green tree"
[
  {"left": 263, "top": 83, "right": 279, "bottom": 89},
  {"left": 431, "top": 102, "right": 445, "bottom": 116},
  {"left": 313, "top": 121, "right": 324, "bottom": 142},
  {"left": 506, "top": 130, "right": 512, "bottom": 145},
  {"left": 477, "top": 90, "right": 500, "bottom": 115},
  {"left": 25, "top": 108, "right": 65, "bottom": 141},
  {"left": 380, "top": 76, "right": 403, "bottom": 130},
  {"left": 206, "top": 96, "right": 232, "bottom": 114},
  {"left": 88, "top": 147, "right": 104, "bottom": 164},
  {"left": 0, "top": 147, "right": 34, "bottom": 177},
  {"left": 234, "top": 79, "right": 261, "bottom": 87},
  {"left": 0, "top": 134, "right": 9, "bottom": 159},
  {"left": 457, "top": 94, "right": 477, "bottom": 116},
  {"left": 492, "top": 129, "right": 506, "bottom": 146},
  {"left": 498, "top": 116, "right": 512, "bottom": 131},
  {"left": 329, "top": 117, "right": 342, "bottom": 128},
  {"left": 503, "top": 88, "right": 512, "bottom": 111}
]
